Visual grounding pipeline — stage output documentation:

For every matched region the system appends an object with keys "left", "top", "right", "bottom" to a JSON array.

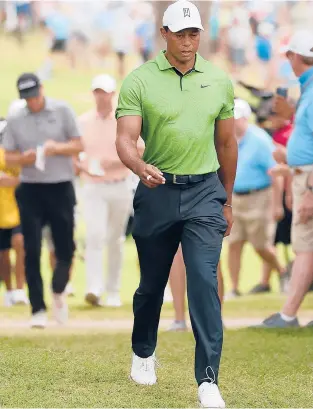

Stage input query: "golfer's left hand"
[{"left": 223, "top": 206, "right": 233, "bottom": 237}]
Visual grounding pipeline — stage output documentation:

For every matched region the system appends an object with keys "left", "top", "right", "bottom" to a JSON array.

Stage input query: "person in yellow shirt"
[{"left": 0, "top": 146, "right": 27, "bottom": 306}]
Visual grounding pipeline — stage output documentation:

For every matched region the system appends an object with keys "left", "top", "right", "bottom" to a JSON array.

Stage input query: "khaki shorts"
[
  {"left": 291, "top": 172, "right": 313, "bottom": 252},
  {"left": 228, "top": 188, "right": 275, "bottom": 249}
]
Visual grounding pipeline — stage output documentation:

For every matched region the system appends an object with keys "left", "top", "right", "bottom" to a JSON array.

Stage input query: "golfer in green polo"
[{"left": 116, "top": 1, "right": 237, "bottom": 406}]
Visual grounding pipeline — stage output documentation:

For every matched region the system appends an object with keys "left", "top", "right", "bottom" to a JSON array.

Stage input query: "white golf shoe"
[
  {"left": 198, "top": 382, "right": 225, "bottom": 408},
  {"left": 30, "top": 310, "right": 47, "bottom": 329},
  {"left": 130, "top": 352, "right": 158, "bottom": 385}
]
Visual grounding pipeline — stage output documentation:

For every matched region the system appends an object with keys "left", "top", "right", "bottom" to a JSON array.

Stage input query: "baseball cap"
[
  {"left": 163, "top": 0, "right": 204, "bottom": 33},
  {"left": 234, "top": 99, "right": 252, "bottom": 120},
  {"left": 17, "top": 73, "right": 41, "bottom": 99},
  {"left": 92, "top": 74, "right": 116, "bottom": 93},
  {"left": 281, "top": 29, "right": 313, "bottom": 58}
]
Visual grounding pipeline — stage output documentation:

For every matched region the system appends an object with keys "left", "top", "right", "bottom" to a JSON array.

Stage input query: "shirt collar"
[
  {"left": 155, "top": 50, "right": 205, "bottom": 73},
  {"left": 299, "top": 67, "right": 313, "bottom": 88}
]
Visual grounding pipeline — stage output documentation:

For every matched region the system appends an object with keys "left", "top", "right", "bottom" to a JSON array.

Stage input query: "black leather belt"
[
  {"left": 234, "top": 186, "right": 270, "bottom": 196},
  {"left": 163, "top": 172, "right": 213, "bottom": 185}
]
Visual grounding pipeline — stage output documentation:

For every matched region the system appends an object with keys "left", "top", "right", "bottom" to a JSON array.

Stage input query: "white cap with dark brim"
[
  {"left": 282, "top": 29, "right": 313, "bottom": 58},
  {"left": 163, "top": 0, "right": 204, "bottom": 33},
  {"left": 92, "top": 74, "right": 117, "bottom": 93}
]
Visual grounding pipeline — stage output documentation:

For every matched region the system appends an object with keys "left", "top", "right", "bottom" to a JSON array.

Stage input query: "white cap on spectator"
[
  {"left": 282, "top": 30, "right": 313, "bottom": 58},
  {"left": 163, "top": 0, "right": 204, "bottom": 33},
  {"left": 234, "top": 99, "right": 252, "bottom": 120},
  {"left": 92, "top": 74, "right": 116, "bottom": 93}
]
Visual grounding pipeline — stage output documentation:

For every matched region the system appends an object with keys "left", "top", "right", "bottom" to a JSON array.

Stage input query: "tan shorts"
[
  {"left": 291, "top": 172, "right": 313, "bottom": 252},
  {"left": 228, "top": 188, "right": 275, "bottom": 249}
]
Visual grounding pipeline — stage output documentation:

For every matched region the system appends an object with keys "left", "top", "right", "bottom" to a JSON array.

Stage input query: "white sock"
[{"left": 280, "top": 312, "right": 296, "bottom": 322}]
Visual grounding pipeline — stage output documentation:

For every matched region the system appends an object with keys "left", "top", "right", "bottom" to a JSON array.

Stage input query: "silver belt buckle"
[{"left": 173, "top": 175, "right": 185, "bottom": 184}]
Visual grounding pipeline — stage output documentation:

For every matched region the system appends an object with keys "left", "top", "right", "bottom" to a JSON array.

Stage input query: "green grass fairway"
[{"left": 1, "top": 329, "right": 313, "bottom": 408}]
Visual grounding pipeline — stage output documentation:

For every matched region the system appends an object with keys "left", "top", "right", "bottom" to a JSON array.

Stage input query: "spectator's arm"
[{"left": 0, "top": 173, "right": 20, "bottom": 188}]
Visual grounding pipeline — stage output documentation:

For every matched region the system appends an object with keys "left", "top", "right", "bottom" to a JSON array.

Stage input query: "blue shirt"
[
  {"left": 287, "top": 68, "right": 313, "bottom": 167},
  {"left": 255, "top": 36, "right": 272, "bottom": 62},
  {"left": 136, "top": 21, "right": 155, "bottom": 52},
  {"left": 45, "top": 13, "right": 70, "bottom": 41},
  {"left": 234, "top": 125, "right": 275, "bottom": 193}
]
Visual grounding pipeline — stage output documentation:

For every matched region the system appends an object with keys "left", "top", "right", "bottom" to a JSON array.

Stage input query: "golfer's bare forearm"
[
  {"left": 116, "top": 134, "right": 145, "bottom": 174},
  {"left": 5, "top": 151, "right": 23, "bottom": 167},
  {"left": 216, "top": 142, "right": 237, "bottom": 204},
  {"left": 116, "top": 116, "right": 145, "bottom": 174},
  {"left": 215, "top": 118, "right": 237, "bottom": 204}
]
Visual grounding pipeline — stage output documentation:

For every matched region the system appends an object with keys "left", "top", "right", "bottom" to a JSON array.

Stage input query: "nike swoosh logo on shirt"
[{"left": 201, "top": 84, "right": 210, "bottom": 88}]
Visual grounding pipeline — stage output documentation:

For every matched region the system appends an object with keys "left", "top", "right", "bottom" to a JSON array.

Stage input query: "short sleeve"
[
  {"left": 306, "top": 102, "right": 313, "bottom": 133},
  {"left": 116, "top": 74, "right": 142, "bottom": 119},
  {"left": 259, "top": 138, "right": 276, "bottom": 171},
  {"left": 217, "top": 78, "right": 234, "bottom": 120},
  {"left": 2, "top": 120, "right": 18, "bottom": 152},
  {"left": 62, "top": 104, "right": 81, "bottom": 139}
]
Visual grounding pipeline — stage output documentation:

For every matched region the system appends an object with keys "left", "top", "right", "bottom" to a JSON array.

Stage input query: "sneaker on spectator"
[
  {"left": 52, "top": 293, "right": 68, "bottom": 325},
  {"left": 130, "top": 352, "right": 158, "bottom": 385},
  {"left": 30, "top": 310, "right": 47, "bottom": 329},
  {"left": 12, "top": 289, "right": 29, "bottom": 305},
  {"left": 65, "top": 282, "right": 75, "bottom": 297},
  {"left": 225, "top": 289, "right": 241, "bottom": 301},
  {"left": 168, "top": 320, "right": 188, "bottom": 332},
  {"left": 252, "top": 312, "right": 299, "bottom": 328},
  {"left": 249, "top": 283, "right": 271, "bottom": 294},
  {"left": 85, "top": 292, "right": 103, "bottom": 307},
  {"left": 106, "top": 293, "right": 122, "bottom": 307},
  {"left": 3, "top": 291, "right": 14, "bottom": 307},
  {"left": 198, "top": 382, "right": 225, "bottom": 408}
]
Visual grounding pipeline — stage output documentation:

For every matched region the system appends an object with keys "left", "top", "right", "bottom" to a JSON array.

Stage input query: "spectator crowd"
[{"left": 0, "top": 0, "right": 313, "bottom": 332}]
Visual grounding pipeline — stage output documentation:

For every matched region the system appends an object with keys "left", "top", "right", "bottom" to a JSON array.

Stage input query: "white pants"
[{"left": 83, "top": 180, "right": 133, "bottom": 296}]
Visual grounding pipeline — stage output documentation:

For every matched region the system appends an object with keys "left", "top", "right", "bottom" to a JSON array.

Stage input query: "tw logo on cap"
[
  {"left": 18, "top": 80, "right": 37, "bottom": 90},
  {"left": 183, "top": 8, "right": 190, "bottom": 18}
]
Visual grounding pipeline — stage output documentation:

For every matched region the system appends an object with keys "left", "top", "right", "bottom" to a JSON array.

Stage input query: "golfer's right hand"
[{"left": 137, "top": 163, "right": 166, "bottom": 188}]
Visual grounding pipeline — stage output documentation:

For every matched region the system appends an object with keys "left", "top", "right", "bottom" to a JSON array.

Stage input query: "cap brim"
[
  {"left": 19, "top": 87, "right": 40, "bottom": 99},
  {"left": 168, "top": 22, "right": 204, "bottom": 33},
  {"left": 92, "top": 86, "right": 115, "bottom": 93}
]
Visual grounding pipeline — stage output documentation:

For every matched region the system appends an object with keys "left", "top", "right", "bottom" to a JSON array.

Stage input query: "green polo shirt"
[{"left": 116, "top": 51, "right": 234, "bottom": 175}]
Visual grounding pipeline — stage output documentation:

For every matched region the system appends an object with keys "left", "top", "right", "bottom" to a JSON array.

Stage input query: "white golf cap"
[
  {"left": 163, "top": 0, "right": 204, "bottom": 33},
  {"left": 234, "top": 99, "right": 252, "bottom": 120},
  {"left": 92, "top": 74, "right": 116, "bottom": 93},
  {"left": 282, "top": 30, "right": 313, "bottom": 58}
]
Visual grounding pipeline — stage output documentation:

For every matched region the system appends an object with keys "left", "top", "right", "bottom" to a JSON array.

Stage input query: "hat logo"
[
  {"left": 183, "top": 8, "right": 190, "bottom": 18},
  {"left": 18, "top": 80, "right": 37, "bottom": 90}
]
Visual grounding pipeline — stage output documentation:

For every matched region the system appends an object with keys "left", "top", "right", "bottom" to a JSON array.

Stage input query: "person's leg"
[
  {"left": 227, "top": 240, "right": 245, "bottom": 293},
  {"left": 83, "top": 183, "right": 107, "bottom": 300},
  {"left": 226, "top": 211, "right": 245, "bottom": 296},
  {"left": 15, "top": 184, "right": 45, "bottom": 314},
  {"left": 0, "top": 248, "right": 13, "bottom": 306},
  {"left": 132, "top": 182, "right": 182, "bottom": 358},
  {"left": 180, "top": 175, "right": 227, "bottom": 387},
  {"left": 11, "top": 230, "right": 25, "bottom": 290},
  {"left": 168, "top": 246, "right": 187, "bottom": 331},
  {"left": 106, "top": 181, "right": 133, "bottom": 304},
  {"left": 282, "top": 252, "right": 313, "bottom": 317},
  {"left": 45, "top": 183, "right": 75, "bottom": 295},
  {"left": 169, "top": 245, "right": 186, "bottom": 322}
]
